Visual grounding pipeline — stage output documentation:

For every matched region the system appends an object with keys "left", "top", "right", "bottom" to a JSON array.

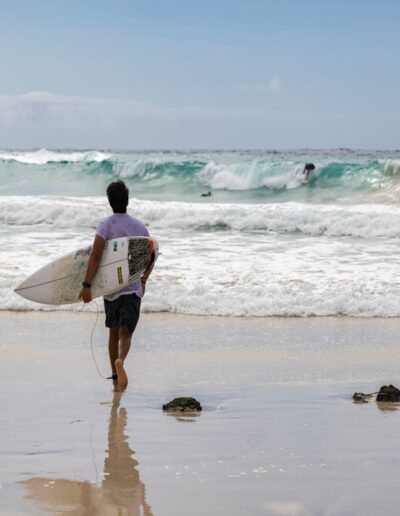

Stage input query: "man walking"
[{"left": 79, "top": 180, "right": 154, "bottom": 391}]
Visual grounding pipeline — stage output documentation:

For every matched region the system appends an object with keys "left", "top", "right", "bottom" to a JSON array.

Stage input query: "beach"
[
  {"left": 2, "top": 311, "right": 400, "bottom": 515},
  {"left": 2, "top": 0, "right": 400, "bottom": 512},
  {"left": 2, "top": 148, "right": 400, "bottom": 515}
]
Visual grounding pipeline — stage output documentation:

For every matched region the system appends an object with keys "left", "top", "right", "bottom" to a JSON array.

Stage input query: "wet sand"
[{"left": 1, "top": 312, "right": 400, "bottom": 515}]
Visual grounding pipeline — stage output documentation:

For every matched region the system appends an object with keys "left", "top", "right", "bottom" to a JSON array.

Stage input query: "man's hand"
[
  {"left": 79, "top": 235, "right": 105, "bottom": 304},
  {"left": 141, "top": 279, "right": 147, "bottom": 296},
  {"left": 79, "top": 287, "right": 92, "bottom": 303}
]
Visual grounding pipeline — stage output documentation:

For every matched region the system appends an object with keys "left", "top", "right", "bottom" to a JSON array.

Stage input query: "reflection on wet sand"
[
  {"left": 21, "top": 392, "right": 153, "bottom": 515},
  {"left": 376, "top": 401, "right": 400, "bottom": 412},
  {"left": 165, "top": 411, "right": 201, "bottom": 423}
]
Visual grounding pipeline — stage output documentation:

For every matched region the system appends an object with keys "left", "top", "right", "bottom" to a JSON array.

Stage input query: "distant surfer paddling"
[
  {"left": 79, "top": 180, "right": 154, "bottom": 391},
  {"left": 302, "top": 163, "right": 315, "bottom": 182}
]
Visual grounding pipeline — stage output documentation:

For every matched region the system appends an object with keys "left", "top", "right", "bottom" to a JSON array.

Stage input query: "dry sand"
[{"left": 1, "top": 312, "right": 400, "bottom": 515}]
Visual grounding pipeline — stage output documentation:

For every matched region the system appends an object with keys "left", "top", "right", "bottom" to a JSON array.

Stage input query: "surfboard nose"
[
  {"left": 14, "top": 278, "right": 28, "bottom": 294},
  {"left": 13, "top": 280, "right": 37, "bottom": 302}
]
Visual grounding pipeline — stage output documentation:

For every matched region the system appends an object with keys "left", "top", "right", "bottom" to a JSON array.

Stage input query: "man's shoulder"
[
  {"left": 98, "top": 214, "right": 115, "bottom": 224},
  {"left": 97, "top": 213, "right": 148, "bottom": 236},
  {"left": 127, "top": 215, "right": 149, "bottom": 235},
  {"left": 127, "top": 214, "right": 146, "bottom": 226}
]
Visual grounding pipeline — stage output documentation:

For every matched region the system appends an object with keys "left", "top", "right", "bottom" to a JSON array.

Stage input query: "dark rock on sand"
[
  {"left": 162, "top": 397, "right": 202, "bottom": 412},
  {"left": 376, "top": 384, "right": 400, "bottom": 402},
  {"left": 352, "top": 392, "right": 376, "bottom": 403},
  {"left": 353, "top": 384, "right": 400, "bottom": 404}
]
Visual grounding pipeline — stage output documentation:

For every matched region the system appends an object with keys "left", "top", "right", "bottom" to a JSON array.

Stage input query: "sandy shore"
[{"left": 1, "top": 312, "right": 400, "bottom": 515}]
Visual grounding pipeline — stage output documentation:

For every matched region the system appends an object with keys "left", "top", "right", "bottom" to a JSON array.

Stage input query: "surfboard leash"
[
  {"left": 89, "top": 299, "right": 109, "bottom": 380},
  {"left": 75, "top": 299, "right": 108, "bottom": 380}
]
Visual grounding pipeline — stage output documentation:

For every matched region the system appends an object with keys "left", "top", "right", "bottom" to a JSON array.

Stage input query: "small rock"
[
  {"left": 352, "top": 392, "right": 370, "bottom": 403},
  {"left": 376, "top": 384, "right": 400, "bottom": 402},
  {"left": 352, "top": 392, "right": 376, "bottom": 403},
  {"left": 162, "top": 397, "right": 202, "bottom": 412}
]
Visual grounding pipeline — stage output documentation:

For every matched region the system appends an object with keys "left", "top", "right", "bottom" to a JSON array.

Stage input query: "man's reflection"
[{"left": 21, "top": 392, "right": 153, "bottom": 515}]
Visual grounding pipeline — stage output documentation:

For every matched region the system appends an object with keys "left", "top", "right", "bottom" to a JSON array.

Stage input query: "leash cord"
[
  {"left": 75, "top": 299, "right": 108, "bottom": 379},
  {"left": 89, "top": 299, "right": 108, "bottom": 379}
]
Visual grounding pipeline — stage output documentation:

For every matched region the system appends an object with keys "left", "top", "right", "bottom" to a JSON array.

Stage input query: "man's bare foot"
[
  {"left": 112, "top": 379, "right": 120, "bottom": 392},
  {"left": 115, "top": 359, "right": 128, "bottom": 391}
]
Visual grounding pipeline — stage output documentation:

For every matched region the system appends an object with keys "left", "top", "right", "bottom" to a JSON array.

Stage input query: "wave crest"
[
  {"left": 2, "top": 150, "right": 400, "bottom": 202},
  {"left": 2, "top": 196, "right": 400, "bottom": 238},
  {"left": 0, "top": 149, "right": 110, "bottom": 165}
]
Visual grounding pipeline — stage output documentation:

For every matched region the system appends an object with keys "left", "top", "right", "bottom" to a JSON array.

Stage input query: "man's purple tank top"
[{"left": 96, "top": 213, "right": 149, "bottom": 301}]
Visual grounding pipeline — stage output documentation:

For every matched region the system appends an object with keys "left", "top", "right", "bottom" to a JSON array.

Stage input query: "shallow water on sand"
[{"left": 1, "top": 313, "right": 400, "bottom": 515}]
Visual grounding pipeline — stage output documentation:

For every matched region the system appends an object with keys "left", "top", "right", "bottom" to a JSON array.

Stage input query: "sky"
[{"left": 0, "top": 0, "right": 399, "bottom": 149}]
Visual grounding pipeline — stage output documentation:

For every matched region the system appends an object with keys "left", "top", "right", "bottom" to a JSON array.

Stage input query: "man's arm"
[
  {"left": 79, "top": 234, "right": 106, "bottom": 303},
  {"left": 140, "top": 252, "right": 156, "bottom": 296}
]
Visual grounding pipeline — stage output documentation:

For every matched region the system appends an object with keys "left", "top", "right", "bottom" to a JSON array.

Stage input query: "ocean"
[{"left": 2, "top": 148, "right": 400, "bottom": 316}]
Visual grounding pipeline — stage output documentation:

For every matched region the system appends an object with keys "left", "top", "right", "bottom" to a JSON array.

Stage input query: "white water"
[
  {"left": 2, "top": 149, "right": 400, "bottom": 317},
  {"left": 2, "top": 196, "right": 400, "bottom": 238},
  {"left": 0, "top": 149, "right": 110, "bottom": 164},
  {"left": 2, "top": 195, "right": 400, "bottom": 316}
]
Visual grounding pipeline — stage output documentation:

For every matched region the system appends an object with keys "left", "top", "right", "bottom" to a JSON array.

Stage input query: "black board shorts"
[{"left": 104, "top": 293, "right": 141, "bottom": 334}]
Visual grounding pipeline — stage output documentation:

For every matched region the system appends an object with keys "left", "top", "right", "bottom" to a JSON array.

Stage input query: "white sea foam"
[
  {"left": 199, "top": 160, "right": 303, "bottom": 191},
  {"left": 2, "top": 149, "right": 400, "bottom": 318},
  {"left": 200, "top": 161, "right": 252, "bottom": 190},
  {"left": 0, "top": 149, "right": 110, "bottom": 164},
  {"left": 2, "top": 196, "right": 400, "bottom": 239},
  {"left": 1, "top": 150, "right": 400, "bottom": 202},
  {"left": 5, "top": 281, "right": 400, "bottom": 317},
  {"left": 118, "top": 158, "right": 165, "bottom": 179},
  {"left": 2, "top": 195, "right": 400, "bottom": 317},
  {"left": 3, "top": 224, "right": 400, "bottom": 317},
  {"left": 382, "top": 158, "right": 400, "bottom": 176}
]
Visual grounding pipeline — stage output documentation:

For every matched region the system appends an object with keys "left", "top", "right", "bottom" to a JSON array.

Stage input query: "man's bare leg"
[
  {"left": 119, "top": 325, "right": 132, "bottom": 362},
  {"left": 108, "top": 327, "right": 119, "bottom": 374},
  {"left": 108, "top": 327, "right": 120, "bottom": 391},
  {"left": 115, "top": 325, "right": 132, "bottom": 391}
]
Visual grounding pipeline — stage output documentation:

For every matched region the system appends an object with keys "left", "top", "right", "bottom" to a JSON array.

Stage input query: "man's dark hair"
[{"left": 106, "top": 180, "right": 129, "bottom": 213}]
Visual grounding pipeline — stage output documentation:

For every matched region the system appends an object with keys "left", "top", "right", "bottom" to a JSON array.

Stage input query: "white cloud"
[
  {"left": 0, "top": 91, "right": 167, "bottom": 129},
  {"left": 269, "top": 74, "right": 281, "bottom": 92},
  {"left": 251, "top": 76, "right": 280, "bottom": 93},
  {"left": 0, "top": 90, "right": 290, "bottom": 147},
  {"left": 0, "top": 90, "right": 354, "bottom": 148},
  {"left": 0, "top": 90, "right": 268, "bottom": 128},
  {"left": 0, "top": 91, "right": 310, "bottom": 139}
]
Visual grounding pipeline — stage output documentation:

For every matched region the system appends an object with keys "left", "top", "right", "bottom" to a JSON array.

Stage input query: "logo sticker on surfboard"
[{"left": 117, "top": 267, "right": 123, "bottom": 284}]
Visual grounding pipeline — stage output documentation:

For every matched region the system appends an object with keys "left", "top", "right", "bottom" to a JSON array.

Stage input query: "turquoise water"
[{"left": 1, "top": 149, "right": 400, "bottom": 203}]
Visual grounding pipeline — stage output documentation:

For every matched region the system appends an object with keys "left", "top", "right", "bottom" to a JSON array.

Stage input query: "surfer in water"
[
  {"left": 302, "top": 163, "right": 315, "bottom": 181},
  {"left": 79, "top": 180, "right": 154, "bottom": 391}
]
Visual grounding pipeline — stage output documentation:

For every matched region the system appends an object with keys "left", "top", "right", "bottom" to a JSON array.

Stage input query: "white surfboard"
[{"left": 14, "top": 237, "right": 158, "bottom": 305}]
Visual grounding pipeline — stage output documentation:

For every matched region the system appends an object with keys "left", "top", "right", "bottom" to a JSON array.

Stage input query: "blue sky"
[{"left": 0, "top": 0, "right": 399, "bottom": 149}]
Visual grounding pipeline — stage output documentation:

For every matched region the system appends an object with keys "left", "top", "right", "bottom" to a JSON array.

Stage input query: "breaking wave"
[
  {"left": 1, "top": 149, "right": 400, "bottom": 202},
  {"left": 3, "top": 149, "right": 400, "bottom": 318},
  {"left": 2, "top": 196, "right": 400, "bottom": 239}
]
